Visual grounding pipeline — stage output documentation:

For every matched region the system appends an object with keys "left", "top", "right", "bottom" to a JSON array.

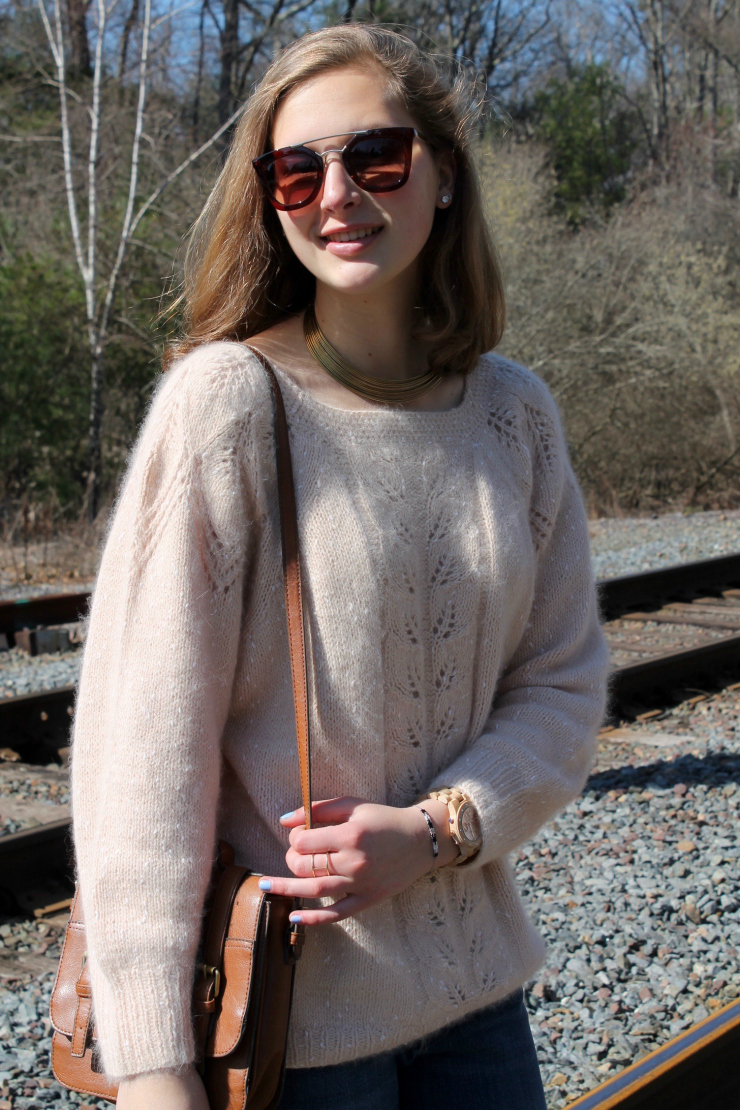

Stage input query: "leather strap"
[
  {"left": 71, "top": 961, "right": 93, "bottom": 1058},
  {"left": 246, "top": 348, "right": 313, "bottom": 829}
]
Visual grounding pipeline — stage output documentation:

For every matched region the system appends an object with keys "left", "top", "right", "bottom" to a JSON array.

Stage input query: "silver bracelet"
[{"left": 417, "top": 807, "right": 439, "bottom": 868}]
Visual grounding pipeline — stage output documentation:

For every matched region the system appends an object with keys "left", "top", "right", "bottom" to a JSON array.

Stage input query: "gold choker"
[{"left": 303, "top": 304, "right": 442, "bottom": 404}]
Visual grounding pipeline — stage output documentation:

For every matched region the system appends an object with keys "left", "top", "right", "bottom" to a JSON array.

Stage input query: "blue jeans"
[{"left": 276, "top": 990, "right": 546, "bottom": 1110}]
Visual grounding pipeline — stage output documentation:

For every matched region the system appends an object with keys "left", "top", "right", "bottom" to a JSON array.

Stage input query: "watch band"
[{"left": 416, "top": 786, "right": 482, "bottom": 866}]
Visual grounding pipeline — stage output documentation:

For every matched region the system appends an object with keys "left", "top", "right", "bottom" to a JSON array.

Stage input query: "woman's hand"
[
  {"left": 259, "top": 796, "right": 458, "bottom": 926},
  {"left": 117, "top": 1064, "right": 209, "bottom": 1110}
]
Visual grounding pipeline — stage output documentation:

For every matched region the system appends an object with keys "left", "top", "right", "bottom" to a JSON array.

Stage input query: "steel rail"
[
  {"left": 0, "top": 686, "right": 75, "bottom": 760},
  {"left": 0, "top": 591, "right": 90, "bottom": 644},
  {"left": 609, "top": 632, "right": 740, "bottom": 705},
  {"left": 0, "top": 819, "right": 74, "bottom": 916},
  {"left": 0, "top": 818, "right": 72, "bottom": 882},
  {"left": 566, "top": 997, "right": 740, "bottom": 1109},
  {"left": 597, "top": 552, "right": 740, "bottom": 620}
]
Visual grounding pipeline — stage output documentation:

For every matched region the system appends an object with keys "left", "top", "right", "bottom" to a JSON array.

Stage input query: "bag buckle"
[{"left": 198, "top": 963, "right": 221, "bottom": 998}]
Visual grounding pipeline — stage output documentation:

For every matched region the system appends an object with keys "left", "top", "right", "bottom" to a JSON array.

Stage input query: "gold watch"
[{"left": 419, "top": 787, "right": 482, "bottom": 865}]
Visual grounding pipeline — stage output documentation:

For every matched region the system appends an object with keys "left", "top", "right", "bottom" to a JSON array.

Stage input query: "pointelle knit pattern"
[{"left": 71, "top": 342, "right": 610, "bottom": 1079}]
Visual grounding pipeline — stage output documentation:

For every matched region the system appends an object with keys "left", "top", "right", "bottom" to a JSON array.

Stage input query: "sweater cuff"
[
  {"left": 428, "top": 768, "right": 511, "bottom": 872},
  {"left": 427, "top": 738, "right": 577, "bottom": 872},
  {"left": 90, "top": 962, "right": 195, "bottom": 1080}
]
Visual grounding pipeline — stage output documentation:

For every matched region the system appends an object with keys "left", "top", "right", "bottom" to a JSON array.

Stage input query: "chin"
[{"left": 313, "top": 260, "right": 404, "bottom": 297}]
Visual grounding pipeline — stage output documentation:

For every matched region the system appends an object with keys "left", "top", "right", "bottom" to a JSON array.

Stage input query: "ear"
[{"left": 435, "top": 149, "right": 457, "bottom": 209}]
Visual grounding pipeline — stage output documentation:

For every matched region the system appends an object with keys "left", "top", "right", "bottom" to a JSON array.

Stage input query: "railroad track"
[
  {"left": 602, "top": 552, "right": 740, "bottom": 714},
  {"left": 5, "top": 556, "right": 740, "bottom": 760},
  {"left": 0, "top": 819, "right": 73, "bottom": 917},
  {"left": 0, "top": 589, "right": 88, "bottom": 760}
]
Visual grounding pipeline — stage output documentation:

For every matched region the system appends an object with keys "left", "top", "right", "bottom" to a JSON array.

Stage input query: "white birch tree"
[{"left": 36, "top": 0, "right": 258, "bottom": 519}]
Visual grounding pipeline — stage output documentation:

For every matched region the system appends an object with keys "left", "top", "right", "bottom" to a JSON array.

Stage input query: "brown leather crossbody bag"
[{"left": 50, "top": 352, "right": 314, "bottom": 1110}]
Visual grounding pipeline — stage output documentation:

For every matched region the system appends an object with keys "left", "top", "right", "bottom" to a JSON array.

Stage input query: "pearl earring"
[{"left": 441, "top": 194, "right": 452, "bottom": 204}]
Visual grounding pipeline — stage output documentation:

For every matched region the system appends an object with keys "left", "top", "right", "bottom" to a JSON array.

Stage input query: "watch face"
[{"left": 459, "top": 803, "right": 481, "bottom": 845}]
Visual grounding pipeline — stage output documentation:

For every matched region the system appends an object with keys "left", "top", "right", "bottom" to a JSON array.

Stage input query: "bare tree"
[
  {"left": 208, "top": 0, "right": 317, "bottom": 128},
  {"left": 484, "top": 140, "right": 740, "bottom": 511},
  {"left": 405, "top": 0, "right": 553, "bottom": 98},
  {"left": 36, "top": 0, "right": 256, "bottom": 519},
  {"left": 66, "top": 0, "right": 92, "bottom": 74},
  {"left": 621, "top": 0, "right": 673, "bottom": 160},
  {"left": 118, "top": 0, "right": 141, "bottom": 79}
]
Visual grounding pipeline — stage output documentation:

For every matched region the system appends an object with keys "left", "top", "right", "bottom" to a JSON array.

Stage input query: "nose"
[{"left": 320, "top": 152, "right": 361, "bottom": 212}]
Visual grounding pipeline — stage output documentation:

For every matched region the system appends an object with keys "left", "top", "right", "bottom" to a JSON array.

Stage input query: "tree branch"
[
  {"left": 126, "top": 98, "right": 251, "bottom": 247},
  {"left": 100, "top": 0, "right": 153, "bottom": 339},
  {"left": 37, "top": 0, "right": 89, "bottom": 287},
  {"left": 86, "top": 0, "right": 108, "bottom": 317}
]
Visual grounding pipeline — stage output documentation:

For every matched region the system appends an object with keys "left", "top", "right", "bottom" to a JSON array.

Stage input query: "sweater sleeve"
[
  {"left": 427, "top": 396, "right": 609, "bottom": 869},
  {"left": 70, "top": 347, "right": 258, "bottom": 1079}
]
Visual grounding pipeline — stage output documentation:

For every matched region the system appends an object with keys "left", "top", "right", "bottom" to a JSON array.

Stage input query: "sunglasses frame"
[{"left": 252, "top": 126, "right": 422, "bottom": 211}]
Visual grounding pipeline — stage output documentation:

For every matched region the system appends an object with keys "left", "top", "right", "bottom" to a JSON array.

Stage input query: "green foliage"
[
  {"left": 0, "top": 252, "right": 165, "bottom": 514},
  {"left": 0, "top": 255, "right": 90, "bottom": 507},
  {"left": 533, "top": 63, "right": 635, "bottom": 221}
]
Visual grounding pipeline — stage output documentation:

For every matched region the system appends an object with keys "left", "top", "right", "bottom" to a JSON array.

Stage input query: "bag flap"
[
  {"left": 207, "top": 874, "right": 266, "bottom": 1058},
  {"left": 50, "top": 870, "right": 269, "bottom": 1056},
  {"left": 50, "top": 889, "right": 87, "bottom": 1037}
]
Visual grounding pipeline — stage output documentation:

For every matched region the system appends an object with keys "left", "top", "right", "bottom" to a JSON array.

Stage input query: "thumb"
[{"left": 279, "top": 796, "right": 362, "bottom": 827}]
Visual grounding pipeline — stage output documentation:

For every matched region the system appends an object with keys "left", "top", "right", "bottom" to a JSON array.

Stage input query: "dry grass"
[
  {"left": 483, "top": 140, "right": 740, "bottom": 514},
  {"left": 0, "top": 503, "right": 104, "bottom": 594}
]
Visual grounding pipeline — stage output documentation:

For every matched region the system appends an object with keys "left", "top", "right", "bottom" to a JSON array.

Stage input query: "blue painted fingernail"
[
  {"left": 280, "top": 811, "right": 295, "bottom": 821},
  {"left": 258, "top": 879, "right": 272, "bottom": 891},
  {"left": 289, "top": 912, "right": 302, "bottom": 924}
]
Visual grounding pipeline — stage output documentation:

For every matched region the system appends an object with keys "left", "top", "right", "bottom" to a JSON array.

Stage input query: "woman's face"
[{"left": 269, "top": 65, "right": 454, "bottom": 301}]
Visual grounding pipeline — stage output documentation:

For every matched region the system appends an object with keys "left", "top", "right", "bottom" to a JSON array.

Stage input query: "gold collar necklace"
[{"left": 303, "top": 304, "right": 442, "bottom": 405}]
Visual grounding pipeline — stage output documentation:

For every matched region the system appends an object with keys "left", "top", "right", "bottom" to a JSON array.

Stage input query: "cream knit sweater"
[{"left": 71, "top": 342, "right": 609, "bottom": 1080}]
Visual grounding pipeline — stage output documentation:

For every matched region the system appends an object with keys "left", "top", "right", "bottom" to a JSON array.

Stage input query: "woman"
[{"left": 72, "top": 24, "right": 609, "bottom": 1110}]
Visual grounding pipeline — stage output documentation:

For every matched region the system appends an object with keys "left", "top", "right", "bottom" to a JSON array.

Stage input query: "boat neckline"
[{"left": 265, "top": 359, "right": 477, "bottom": 419}]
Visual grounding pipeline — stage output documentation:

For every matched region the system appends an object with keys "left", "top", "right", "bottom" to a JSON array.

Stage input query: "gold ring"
[
  {"left": 325, "top": 851, "right": 334, "bottom": 875},
  {"left": 311, "top": 852, "right": 331, "bottom": 878}
]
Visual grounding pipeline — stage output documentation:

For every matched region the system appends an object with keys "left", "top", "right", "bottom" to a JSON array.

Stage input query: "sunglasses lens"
[
  {"left": 261, "top": 150, "right": 321, "bottom": 208},
  {"left": 346, "top": 132, "right": 409, "bottom": 191}
]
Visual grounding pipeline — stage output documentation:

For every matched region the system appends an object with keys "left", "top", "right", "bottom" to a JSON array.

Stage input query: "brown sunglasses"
[{"left": 252, "top": 127, "right": 422, "bottom": 211}]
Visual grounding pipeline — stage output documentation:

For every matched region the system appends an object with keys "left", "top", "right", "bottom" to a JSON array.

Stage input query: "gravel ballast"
[
  {"left": 589, "top": 508, "right": 740, "bottom": 579},
  {"left": 0, "top": 763, "right": 70, "bottom": 838},
  {"left": 0, "top": 649, "right": 80, "bottom": 702},
  {"left": 520, "top": 688, "right": 740, "bottom": 1107},
  {"left": 1, "top": 689, "right": 738, "bottom": 1107}
]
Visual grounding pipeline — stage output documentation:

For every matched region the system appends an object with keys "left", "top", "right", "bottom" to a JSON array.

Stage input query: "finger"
[
  {"left": 279, "top": 796, "right": 362, "bottom": 828},
  {"left": 285, "top": 846, "right": 349, "bottom": 879},
  {"left": 279, "top": 808, "right": 307, "bottom": 828},
  {"left": 290, "top": 894, "right": 367, "bottom": 927},
  {"left": 287, "top": 824, "right": 354, "bottom": 857},
  {"left": 257, "top": 874, "right": 348, "bottom": 899}
]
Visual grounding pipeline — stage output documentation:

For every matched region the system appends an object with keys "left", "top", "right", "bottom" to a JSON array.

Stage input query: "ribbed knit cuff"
[
  {"left": 430, "top": 774, "right": 505, "bottom": 871},
  {"left": 89, "top": 963, "right": 195, "bottom": 1080},
  {"left": 427, "top": 739, "right": 589, "bottom": 872}
]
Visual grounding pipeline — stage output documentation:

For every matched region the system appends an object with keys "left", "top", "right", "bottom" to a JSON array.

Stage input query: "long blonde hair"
[{"left": 171, "top": 25, "right": 505, "bottom": 375}]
